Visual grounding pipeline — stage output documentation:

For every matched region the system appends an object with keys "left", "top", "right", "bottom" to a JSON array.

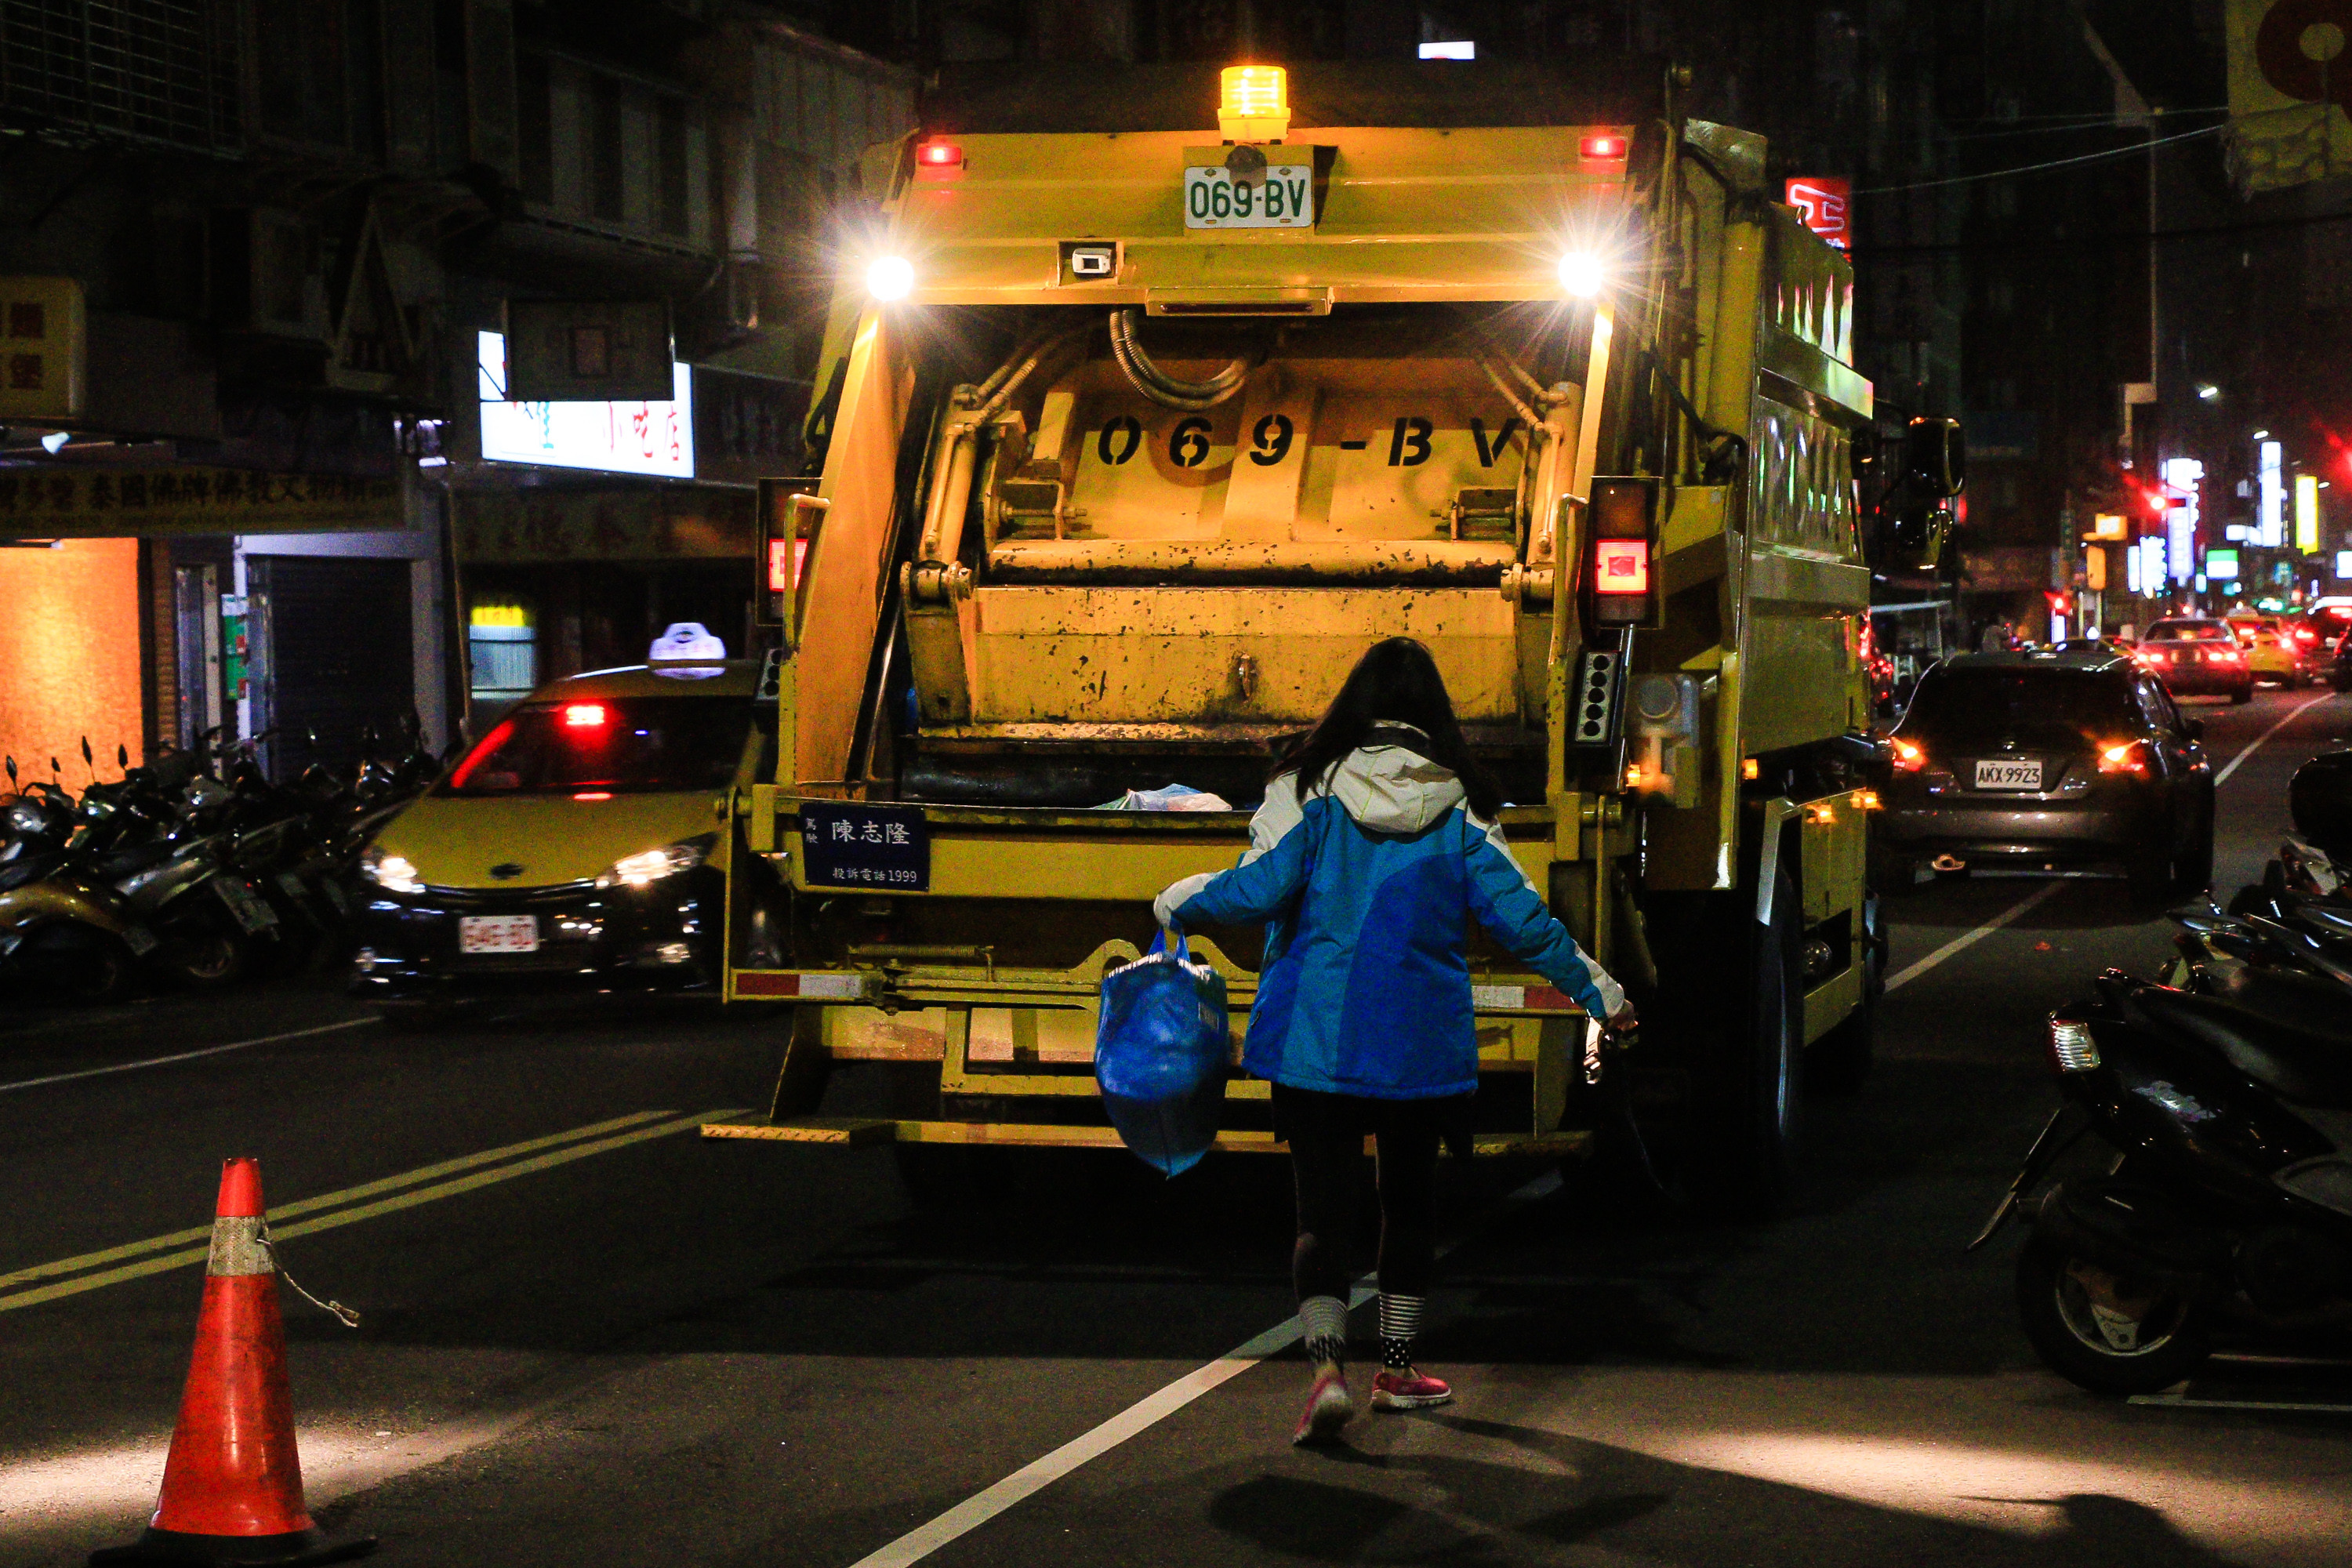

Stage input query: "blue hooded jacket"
[{"left": 1152, "top": 735, "right": 1624, "bottom": 1100}]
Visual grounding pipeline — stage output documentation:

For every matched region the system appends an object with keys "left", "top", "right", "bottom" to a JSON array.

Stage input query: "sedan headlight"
[
  {"left": 361, "top": 845, "right": 423, "bottom": 894},
  {"left": 597, "top": 834, "right": 713, "bottom": 890}
]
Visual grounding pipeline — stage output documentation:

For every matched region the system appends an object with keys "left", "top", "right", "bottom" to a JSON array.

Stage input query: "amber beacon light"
[{"left": 1219, "top": 65, "right": 1290, "bottom": 141}]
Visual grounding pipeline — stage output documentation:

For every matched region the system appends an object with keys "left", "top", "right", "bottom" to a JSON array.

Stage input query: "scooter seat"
[
  {"left": 2136, "top": 988, "right": 2352, "bottom": 1109},
  {"left": 93, "top": 840, "right": 174, "bottom": 880}
]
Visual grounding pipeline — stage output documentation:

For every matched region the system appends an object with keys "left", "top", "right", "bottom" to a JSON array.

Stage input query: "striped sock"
[
  {"left": 1300, "top": 1294, "right": 1348, "bottom": 1367},
  {"left": 1379, "top": 1292, "right": 1424, "bottom": 1370}
]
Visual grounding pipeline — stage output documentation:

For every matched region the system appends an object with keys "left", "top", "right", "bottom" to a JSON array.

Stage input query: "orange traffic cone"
[{"left": 91, "top": 1159, "right": 374, "bottom": 1566}]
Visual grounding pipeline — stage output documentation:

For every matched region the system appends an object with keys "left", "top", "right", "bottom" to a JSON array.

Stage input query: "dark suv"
[{"left": 1876, "top": 650, "right": 2215, "bottom": 900}]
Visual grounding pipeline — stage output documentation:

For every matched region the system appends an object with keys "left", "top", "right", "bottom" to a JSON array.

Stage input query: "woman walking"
[{"left": 1154, "top": 638, "right": 1635, "bottom": 1446}]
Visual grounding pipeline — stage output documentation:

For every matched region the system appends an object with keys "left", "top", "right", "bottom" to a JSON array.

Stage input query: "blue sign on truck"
[{"left": 799, "top": 803, "right": 931, "bottom": 891}]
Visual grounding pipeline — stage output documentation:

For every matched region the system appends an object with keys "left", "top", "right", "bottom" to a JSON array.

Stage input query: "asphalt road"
[{"left": 7, "top": 685, "right": 2352, "bottom": 1566}]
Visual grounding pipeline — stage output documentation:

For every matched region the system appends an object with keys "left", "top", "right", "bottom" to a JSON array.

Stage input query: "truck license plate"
[
  {"left": 1183, "top": 165, "right": 1315, "bottom": 229},
  {"left": 460, "top": 914, "right": 539, "bottom": 954},
  {"left": 1973, "top": 760, "right": 2044, "bottom": 791}
]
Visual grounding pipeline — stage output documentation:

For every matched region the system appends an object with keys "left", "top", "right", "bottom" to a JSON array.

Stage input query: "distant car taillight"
[
  {"left": 2048, "top": 1016, "right": 2101, "bottom": 1073},
  {"left": 2210, "top": 648, "right": 2243, "bottom": 665}
]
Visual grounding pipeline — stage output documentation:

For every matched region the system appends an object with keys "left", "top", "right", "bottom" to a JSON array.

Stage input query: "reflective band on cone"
[{"left": 89, "top": 1159, "right": 375, "bottom": 1568}]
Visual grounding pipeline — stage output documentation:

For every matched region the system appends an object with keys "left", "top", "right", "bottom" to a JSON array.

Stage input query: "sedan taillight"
[{"left": 1891, "top": 738, "right": 1926, "bottom": 772}]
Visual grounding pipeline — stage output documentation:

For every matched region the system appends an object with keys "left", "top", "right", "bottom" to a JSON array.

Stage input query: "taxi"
[
  {"left": 350, "top": 630, "right": 766, "bottom": 1027},
  {"left": 2225, "top": 614, "right": 2317, "bottom": 687}
]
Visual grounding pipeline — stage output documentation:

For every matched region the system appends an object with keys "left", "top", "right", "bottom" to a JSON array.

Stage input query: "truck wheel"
[
  {"left": 1807, "top": 893, "right": 1882, "bottom": 1097},
  {"left": 1675, "top": 869, "right": 1803, "bottom": 1219},
  {"left": 1869, "top": 851, "right": 1917, "bottom": 898},
  {"left": 2015, "top": 1228, "right": 2209, "bottom": 1396}
]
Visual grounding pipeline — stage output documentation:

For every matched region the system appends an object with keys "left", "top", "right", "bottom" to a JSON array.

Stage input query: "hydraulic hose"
[{"left": 1108, "top": 308, "right": 1260, "bottom": 411}]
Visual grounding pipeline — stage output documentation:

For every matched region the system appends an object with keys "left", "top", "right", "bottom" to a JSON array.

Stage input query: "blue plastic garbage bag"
[{"left": 1094, "top": 927, "right": 1230, "bottom": 1177}]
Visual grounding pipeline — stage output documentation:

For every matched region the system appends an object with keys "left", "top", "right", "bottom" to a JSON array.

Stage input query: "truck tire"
[
  {"left": 1652, "top": 869, "right": 1803, "bottom": 1219},
  {"left": 1807, "top": 891, "right": 1882, "bottom": 1097}
]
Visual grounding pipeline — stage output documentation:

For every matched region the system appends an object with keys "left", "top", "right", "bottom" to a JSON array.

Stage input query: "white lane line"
[
  {"left": 0, "top": 1108, "right": 737, "bottom": 1313},
  {"left": 0, "top": 1017, "right": 375, "bottom": 1096},
  {"left": 848, "top": 1170, "right": 1563, "bottom": 1568},
  {"left": 1882, "top": 881, "right": 2067, "bottom": 996},
  {"left": 2213, "top": 692, "right": 2336, "bottom": 787}
]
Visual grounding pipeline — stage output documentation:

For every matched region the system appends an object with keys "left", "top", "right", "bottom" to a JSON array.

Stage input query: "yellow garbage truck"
[{"left": 704, "top": 61, "right": 1936, "bottom": 1212}]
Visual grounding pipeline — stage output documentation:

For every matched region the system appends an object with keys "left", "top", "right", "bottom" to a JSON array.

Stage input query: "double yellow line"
[{"left": 0, "top": 1108, "right": 734, "bottom": 1314}]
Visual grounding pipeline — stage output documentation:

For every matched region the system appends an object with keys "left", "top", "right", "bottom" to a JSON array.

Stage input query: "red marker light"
[
  {"left": 1579, "top": 133, "right": 1628, "bottom": 160},
  {"left": 564, "top": 703, "right": 608, "bottom": 728},
  {"left": 767, "top": 539, "right": 793, "bottom": 593},
  {"left": 572, "top": 791, "right": 612, "bottom": 801},
  {"left": 1594, "top": 538, "right": 1650, "bottom": 593},
  {"left": 917, "top": 141, "right": 964, "bottom": 168}
]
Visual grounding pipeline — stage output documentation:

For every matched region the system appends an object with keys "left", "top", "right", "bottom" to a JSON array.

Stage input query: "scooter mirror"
[
  {"left": 80, "top": 736, "right": 92, "bottom": 767},
  {"left": 5, "top": 757, "right": 15, "bottom": 785},
  {"left": 117, "top": 742, "right": 129, "bottom": 768}
]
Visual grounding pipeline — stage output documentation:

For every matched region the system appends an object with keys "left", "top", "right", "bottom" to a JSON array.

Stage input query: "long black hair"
[{"left": 1273, "top": 637, "right": 1504, "bottom": 818}]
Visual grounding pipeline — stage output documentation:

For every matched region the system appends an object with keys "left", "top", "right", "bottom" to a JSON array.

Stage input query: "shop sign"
[
  {"left": 1784, "top": 176, "right": 1849, "bottom": 251},
  {"left": 477, "top": 331, "right": 694, "bottom": 479},
  {"left": 456, "top": 487, "right": 750, "bottom": 563},
  {"left": 0, "top": 467, "right": 400, "bottom": 537},
  {"left": 0, "top": 277, "right": 85, "bottom": 422}
]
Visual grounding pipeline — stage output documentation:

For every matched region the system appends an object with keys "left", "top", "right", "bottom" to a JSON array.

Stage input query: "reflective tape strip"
[
  {"left": 1472, "top": 985, "right": 1577, "bottom": 1013},
  {"left": 205, "top": 1216, "right": 271, "bottom": 1278},
  {"left": 732, "top": 971, "right": 864, "bottom": 1000}
]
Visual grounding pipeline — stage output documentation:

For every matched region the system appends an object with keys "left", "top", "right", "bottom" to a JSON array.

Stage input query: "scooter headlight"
[
  {"left": 361, "top": 845, "right": 423, "bottom": 895},
  {"left": 2048, "top": 1015, "right": 2101, "bottom": 1073}
]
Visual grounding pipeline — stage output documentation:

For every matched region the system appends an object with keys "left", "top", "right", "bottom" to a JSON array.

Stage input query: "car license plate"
[
  {"left": 460, "top": 915, "right": 539, "bottom": 954},
  {"left": 1973, "top": 760, "right": 2044, "bottom": 791},
  {"left": 1182, "top": 162, "right": 1315, "bottom": 229}
]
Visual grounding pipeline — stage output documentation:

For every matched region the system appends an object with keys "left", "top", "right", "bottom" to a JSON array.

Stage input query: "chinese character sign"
[
  {"left": 799, "top": 803, "right": 930, "bottom": 891},
  {"left": 477, "top": 332, "right": 695, "bottom": 479},
  {"left": 1784, "top": 177, "right": 1850, "bottom": 251}
]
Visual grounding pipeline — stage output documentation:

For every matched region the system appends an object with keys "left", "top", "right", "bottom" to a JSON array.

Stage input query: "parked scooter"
[{"left": 1973, "top": 746, "right": 2352, "bottom": 1395}]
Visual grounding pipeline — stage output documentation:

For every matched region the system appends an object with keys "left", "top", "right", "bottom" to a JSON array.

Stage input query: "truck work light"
[
  {"left": 1559, "top": 251, "right": 1606, "bottom": 298},
  {"left": 867, "top": 256, "right": 914, "bottom": 301}
]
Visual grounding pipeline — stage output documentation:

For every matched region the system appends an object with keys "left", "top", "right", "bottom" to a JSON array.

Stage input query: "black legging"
[{"left": 1276, "top": 1085, "right": 1443, "bottom": 1304}]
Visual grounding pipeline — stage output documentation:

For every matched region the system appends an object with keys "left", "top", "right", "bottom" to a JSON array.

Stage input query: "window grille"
[{"left": 0, "top": 0, "right": 239, "bottom": 155}]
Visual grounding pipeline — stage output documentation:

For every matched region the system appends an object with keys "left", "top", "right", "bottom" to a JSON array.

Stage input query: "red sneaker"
[
  {"left": 1370, "top": 1368, "right": 1453, "bottom": 1410},
  {"left": 1291, "top": 1367, "right": 1353, "bottom": 1446}
]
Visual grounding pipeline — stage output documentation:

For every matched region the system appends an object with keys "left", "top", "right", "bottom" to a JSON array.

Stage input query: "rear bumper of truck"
[{"left": 697, "top": 1111, "right": 1591, "bottom": 1158}]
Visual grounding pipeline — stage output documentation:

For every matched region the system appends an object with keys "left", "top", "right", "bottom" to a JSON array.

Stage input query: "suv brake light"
[
  {"left": 1891, "top": 738, "right": 1926, "bottom": 772},
  {"left": 2097, "top": 740, "right": 2151, "bottom": 777}
]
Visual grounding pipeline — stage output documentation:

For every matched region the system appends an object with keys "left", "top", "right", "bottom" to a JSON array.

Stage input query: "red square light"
[
  {"left": 917, "top": 141, "right": 964, "bottom": 168},
  {"left": 1594, "top": 539, "right": 1650, "bottom": 594},
  {"left": 767, "top": 538, "right": 793, "bottom": 593},
  {"left": 1579, "top": 133, "right": 1628, "bottom": 161},
  {"left": 564, "top": 703, "right": 608, "bottom": 728}
]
